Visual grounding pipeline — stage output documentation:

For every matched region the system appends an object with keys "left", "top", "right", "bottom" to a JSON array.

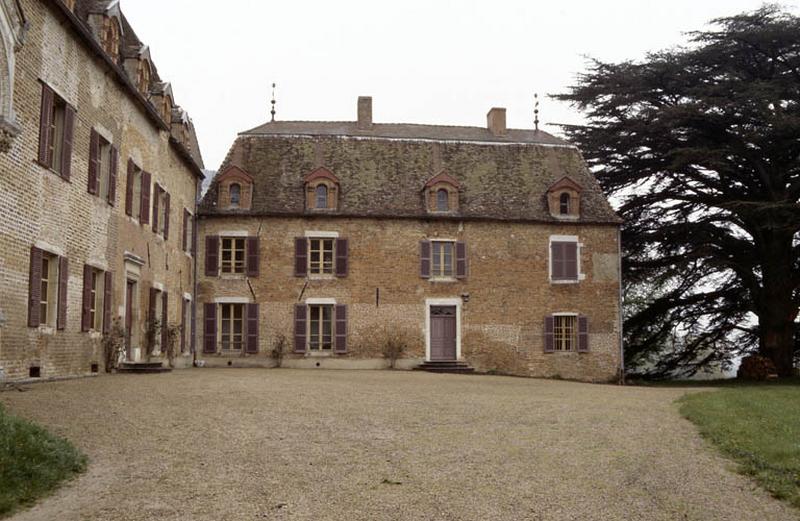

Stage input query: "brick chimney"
[
  {"left": 487, "top": 107, "right": 507, "bottom": 136},
  {"left": 357, "top": 96, "right": 372, "bottom": 129}
]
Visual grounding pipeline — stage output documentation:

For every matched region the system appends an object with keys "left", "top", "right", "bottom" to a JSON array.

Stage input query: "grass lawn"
[
  {"left": 679, "top": 381, "right": 800, "bottom": 509},
  {"left": 0, "top": 403, "right": 87, "bottom": 518}
]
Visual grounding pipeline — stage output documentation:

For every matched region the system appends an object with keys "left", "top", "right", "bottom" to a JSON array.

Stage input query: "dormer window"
[
  {"left": 304, "top": 167, "right": 340, "bottom": 211},
  {"left": 101, "top": 17, "right": 120, "bottom": 59},
  {"left": 546, "top": 177, "right": 582, "bottom": 220},
  {"left": 137, "top": 60, "right": 151, "bottom": 95},
  {"left": 436, "top": 189, "right": 449, "bottom": 212},
  {"left": 229, "top": 183, "right": 241, "bottom": 208},
  {"left": 424, "top": 170, "right": 460, "bottom": 214},
  {"left": 559, "top": 192, "right": 570, "bottom": 215},
  {"left": 162, "top": 97, "right": 172, "bottom": 124}
]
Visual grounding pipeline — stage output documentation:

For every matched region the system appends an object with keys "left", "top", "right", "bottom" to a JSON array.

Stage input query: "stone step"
[
  {"left": 117, "top": 362, "right": 172, "bottom": 374},
  {"left": 414, "top": 360, "right": 476, "bottom": 374}
]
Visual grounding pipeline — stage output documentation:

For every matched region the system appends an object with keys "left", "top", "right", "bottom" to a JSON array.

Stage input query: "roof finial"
[
  {"left": 534, "top": 93, "right": 540, "bottom": 131},
  {"left": 270, "top": 82, "right": 276, "bottom": 122}
]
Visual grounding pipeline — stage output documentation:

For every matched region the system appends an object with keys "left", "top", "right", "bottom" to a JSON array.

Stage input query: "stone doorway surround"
[{"left": 424, "top": 298, "right": 461, "bottom": 362}]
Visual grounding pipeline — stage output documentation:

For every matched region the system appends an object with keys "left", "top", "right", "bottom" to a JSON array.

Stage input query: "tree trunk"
[{"left": 756, "top": 230, "right": 798, "bottom": 377}]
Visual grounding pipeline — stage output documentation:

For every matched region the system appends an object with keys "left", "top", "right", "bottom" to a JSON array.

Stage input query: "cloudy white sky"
[{"left": 122, "top": 0, "right": 793, "bottom": 171}]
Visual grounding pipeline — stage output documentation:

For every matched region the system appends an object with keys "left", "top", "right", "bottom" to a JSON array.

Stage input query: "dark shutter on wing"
[
  {"left": 38, "top": 84, "right": 54, "bottom": 166},
  {"left": 565, "top": 242, "right": 579, "bottom": 281},
  {"left": 294, "top": 237, "right": 307, "bottom": 277},
  {"left": 293, "top": 304, "right": 306, "bottom": 353},
  {"left": 246, "top": 303, "right": 259, "bottom": 353},
  {"left": 103, "top": 271, "right": 113, "bottom": 335},
  {"left": 152, "top": 184, "right": 160, "bottom": 233},
  {"left": 163, "top": 192, "right": 170, "bottom": 239},
  {"left": 203, "top": 303, "right": 217, "bottom": 354},
  {"left": 205, "top": 235, "right": 219, "bottom": 276},
  {"left": 578, "top": 315, "right": 589, "bottom": 352},
  {"left": 161, "top": 291, "right": 168, "bottom": 352},
  {"left": 334, "top": 304, "right": 347, "bottom": 353},
  {"left": 544, "top": 315, "right": 555, "bottom": 353},
  {"left": 140, "top": 171, "right": 151, "bottom": 224},
  {"left": 88, "top": 129, "right": 99, "bottom": 195},
  {"left": 81, "top": 263, "right": 93, "bottom": 332},
  {"left": 57, "top": 257, "right": 68, "bottom": 330},
  {"left": 455, "top": 241, "right": 467, "bottom": 279},
  {"left": 28, "top": 247, "right": 43, "bottom": 327},
  {"left": 125, "top": 159, "right": 134, "bottom": 215},
  {"left": 246, "top": 236, "right": 259, "bottom": 277},
  {"left": 335, "top": 238, "right": 348, "bottom": 277},
  {"left": 108, "top": 146, "right": 118, "bottom": 205},
  {"left": 60, "top": 104, "right": 75, "bottom": 181},
  {"left": 420, "top": 240, "right": 431, "bottom": 279}
]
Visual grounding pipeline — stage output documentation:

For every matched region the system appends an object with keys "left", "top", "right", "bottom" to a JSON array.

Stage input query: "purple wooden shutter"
[
  {"left": 578, "top": 315, "right": 589, "bottom": 352},
  {"left": 180, "top": 298, "right": 187, "bottom": 353},
  {"left": 148, "top": 287, "right": 158, "bottom": 327},
  {"left": 456, "top": 241, "right": 467, "bottom": 279},
  {"left": 182, "top": 209, "right": 189, "bottom": 252},
  {"left": 161, "top": 291, "right": 168, "bottom": 351},
  {"left": 81, "top": 263, "right": 93, "bottom": 332},
  {"left": 565, "top": 242, "right": 578, "bottom": 281},
  {"left": 152, "top": 184, "right": 160, "bottom": 233},
  {"left": 38, "top": 85, "right": 54, "bottom": 166},
  {"left": 103, "top": 271, "right": 112, "bottom": 334},
  {"left": 191, "top": 300, "right": 197, "bottom": 352},
  {"left": 420, "top": 240, "right": 431, "bottom": 279},
  {"left": 61, "top": 104, "right": 75, "bottom": 181},
  {"left": 246, "top": 236, "right": 259, "bottom": 277},
  {"left": 205, "top": 235, "right": 219, "bottom": 276},
  {"left": 108, "top": 146, "right": 118, "bottom": 205},
  {"left": 294, "top": 237, "right": 307, "bottom": 277},
  {"left": 334, "top": 304, "right": 347, "bottom": 353},
  {"left": 57, "top": 257, "right": 68, "bottom": 330},
  {"left": 335, "top": 238, "right": 348, "bottom": 277},
  {"left": 140, "top": 171, "right": 151, "bottom": 224},
  {"left": 163, "top": 192, "right": 171, "bottom": 239},
  {"left": 544, "top": 315, "right": 555, "bottom": 353},
  {"left": 28, "top": 247, "right": 43, "bottom": 327},
  {"left": 88, "top": 129, "right": 99, "bottom": 195},
  {"left": 203, "top": 303, "right": 217, "bottom": 354},
  {"left": 551, "top": 242, "right": 564, "bottom": 281},
  {"left": 125, "top": 159, "right": 134, "bottom": 216},
  {"left": 293, "top": 304, "right": 306, "bottom": 353},
  {"left": 246, "top": 303, "right": 259, "bottom": 353}
]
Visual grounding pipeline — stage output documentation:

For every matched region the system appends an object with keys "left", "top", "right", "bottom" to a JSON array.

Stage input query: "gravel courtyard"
[{"left": 1, "top": 369, "right": 796, "bottom": 521}]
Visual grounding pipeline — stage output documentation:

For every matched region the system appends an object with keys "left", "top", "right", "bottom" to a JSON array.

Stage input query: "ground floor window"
[
  {"left": 39, "top": 252, "right": 59, "bottom": 327},
  {"left": 308, "top": 304, "right": 333, "bottom": 350},
  {"left": 183, "top": 298, "right": 191, "bottom": 353},
  {"left": 89, "top": 268, "right": 104, "bottom": 331},
  {"left": 554, "top": 315, "right": 577, "bottom": 351},
  {"left": 220, "top": 303, "right": 244, "bottom": 351}
]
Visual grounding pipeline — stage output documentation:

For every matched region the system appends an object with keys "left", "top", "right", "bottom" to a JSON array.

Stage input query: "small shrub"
[
  {"left": 102, "top": 319, "right": 126, "bottom": 372},
  {"left": 271, "top": 334, "right": 287, "bottom": 368},
  {"left": 382, "top": 329, "right": 409, "bottom": 369},
  {"left": 737, "top": 355, "right": 778, "bottom": 380}
]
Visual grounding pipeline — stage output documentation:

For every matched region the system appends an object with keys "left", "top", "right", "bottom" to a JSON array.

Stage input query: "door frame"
[{"left": 424, "top": 298, "right": 462, "bottom": 362}]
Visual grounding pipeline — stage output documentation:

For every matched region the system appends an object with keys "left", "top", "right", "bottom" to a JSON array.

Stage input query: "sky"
[{"left": 121, "top": 0, "right": 794, "bottom": 172}]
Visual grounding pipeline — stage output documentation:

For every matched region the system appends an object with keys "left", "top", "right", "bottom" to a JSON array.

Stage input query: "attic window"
[
  {"left": 315, "top": 185, "right": 328, "bottom": 209},
  {"left": 436, "top": 189, "right": 449, "bottom": 212},
  {"left": 101, "top": 17, "right": 120, "bottom": 59},
  {"left": 137, "top": 60, "right": 151, "bottom": 95},
  {"left": 559, "top": 193, "right": 570, "bottom": 215},
  {"left": 304, "top": 167, "right": 339, "bottom": 212},
  {"left": 230, "top": 183, "right": 241, "bottom": 208}
]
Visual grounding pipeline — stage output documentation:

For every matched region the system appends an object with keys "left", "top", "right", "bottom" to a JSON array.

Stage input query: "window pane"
[
  {"left": 322, "top": 305, "right": 332, "bottom": 349},
  {"left": 315, "top": 185, "right": 327, "bottom": 208},
  {"left": 432, "top": 242, "right": 441, "bottom": 275},
  {"left": 436, "top": 189, "right": 448, "bottom": 211},
  {"left": 443, "top": 243, "right": 453, "bottom": 277}
]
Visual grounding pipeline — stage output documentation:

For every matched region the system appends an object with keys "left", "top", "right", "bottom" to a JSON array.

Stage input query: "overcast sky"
[{"left": 122, "top": 1, "right": 793, "bottom": 171}]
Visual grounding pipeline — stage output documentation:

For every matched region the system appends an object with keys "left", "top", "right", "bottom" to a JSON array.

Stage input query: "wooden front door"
[
  {"left": 125, "top": 280, "right": 135, "bottom": 360},
  {"left": 429, "top": 306, "right": 457, "bottom": 360}
]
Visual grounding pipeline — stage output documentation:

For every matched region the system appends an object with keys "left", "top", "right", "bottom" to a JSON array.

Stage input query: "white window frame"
[
  {"left": 39, "top": 251, "right": 60, "bottom": 329},
  {"left": 218, "top": 302, "right": 245, "bottom": 352},
  {"left": 88, "top": 266, "right": 105, "bottom": 332},
  {"left": 424, "top": 298, "right": 462, "bottom": 362},
  {"left": 548, "top": 235, "right": 585, "bottom": 284},
  {"left": 430, "top": 239, "right": 456, "bottom": 280},
  {"left": 220, "top": 236, "right": 246, "bottom": 274},
  {"left": 552, "top": 312, "right": 579, "bottom": 352}
]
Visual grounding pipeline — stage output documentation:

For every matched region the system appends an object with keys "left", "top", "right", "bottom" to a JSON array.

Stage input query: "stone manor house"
[{"left": 0, "top": 0, "right": 623, "bottom": 383}]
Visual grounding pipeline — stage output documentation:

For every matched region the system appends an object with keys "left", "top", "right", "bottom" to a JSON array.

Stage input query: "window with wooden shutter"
[
  {"left": 161, "top": 291, "right": 168, "bottom": 353},
  {"left": 140, "top": 171, "right": 151, "bottom": 224},
  {"left": 103, "top": 272, "right": 112, "bottom": 334},
  {"left": 246, "top": 236, "right": 259, "bottom": 277},
  {"left": 205, "top": 235, "right": 219, "bottom": 276},
  {"left": 81, "top": 264, "right": 93, "bottom": 332},
  {"left": 430, "top": 241, "right": 455, "bottom": 278},
  {"left": 57, "top": 257, "right": 68, "bottom": 330},
  {"left": 60, "top": 104, "right": 75, "bottom": 181},
  {"left": 294, "top": 237, "right": 307, "bottom": 277},
  {"left": 28, "top": 247, "right": 43, "bottom": 327},
  {"left": 552, "top": 315, "right": 578, "bottom": 352},
  {"left": 550, "top": 239, "right": 579, "bottom": 282},
  {"left": 38, "top": 84, "right": 54, "bottom": 167},
  {"left": 308, "top": 238, "right": 334, "bottom": 275},
  {"left": 455, "top": 241, "right": 467, "bottom": 279},
  {"left": 334, "top": 304, "right": 347, "bottom": 353},
  {"left": 81, "top": 265, "right": 105, "bottom": 333},
  {"left": 108, "top": 146, "right": 118, "bottom": 205},
  {"left": 152, "top": 184, "right": 161, "bottom": 233},
  {"left": 246, "top": 303, "right": 259, "bottom": 353},
  {"left": 88, "top": 129, "right": 100, "bottom": 195},
  {"left": 335, "top": 238, "right": 348, "bottom": 277},
  {"left": 544, "top": 315, "right": 554, "bottom": 353},
  {"left": 221, "top": 237, "right": 245, "bottom": 274},
  {"left": 163, "top": 192, "right": 170, "bottom": 239},
  {"left": 293, "top": 304, "right": 306, "bottom": 353},
  {"left": 420, "top": 240, "right": 431, "bottom": 279},
  {"left": 203, "top": 303, "right": 217, "bottom": 354},
  {"left": 578, "top": 315, "right": 589, "bottom": 352}
]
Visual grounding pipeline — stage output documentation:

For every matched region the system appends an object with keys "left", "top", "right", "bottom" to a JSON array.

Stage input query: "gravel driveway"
[{"left": 1, "top": 369, "right": 796, "bottom": 521}]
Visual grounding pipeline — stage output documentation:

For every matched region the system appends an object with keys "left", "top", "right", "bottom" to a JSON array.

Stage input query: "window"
[
  {"left": 221, "top": 237, "right": 246, "bottom": 274},
  {"left": 128, "top": 164, "right": 142, "bottom": 218},
  {"left": 559, "top": 193, "right": 571, "bottom": 215},
  {"left": 220, "top": 303, "right": 244, "bottom": 351},
  {"left": 309, "top": 238, "right": 334, "bottom": 275},
  {"left": 88, "top": 268, "right": 104, "bottom": 331},
  {"left": 39, "top": 253, "right": 58, "bottom": 327},
  {"left": 550, "top": 238, "right": 580, "bottom": 282},
  {"left": 49, "top": 96, "right": 67, "bottom": 173},
  {"left": 229, "top": 183, "right": 241, "bottom": 208},
  {"left": 436, "top": 189, "right": 449, "bottom": 212},
  {"left": 97, "top": 136, "right": 112, "bottom": 200},
  {"left": 182, "top": 298, "right": 191, "bottom": 353},
  {"left": 157, "top": 189, "right": 168, "bottom": 236},
  {"left": 554, "top": 315, "right": 577, "bottom": 351},
  {"left": 315, "top": 185, "right": 327, "bottom": 209},
  {"left": 184, "top": 210, "right": 193, "bottom": 254},
  {"left": 137, "top": 60, "right": 151, "bottom": 95},
  {"left": 101, "top": 17, "right": 120, "bottom": 58},
  {"left": 308, "top": 304, "right": 333, "bottom": 351},
  {"left": 431, "top": 241, "right": 454, "bottom": 278}
]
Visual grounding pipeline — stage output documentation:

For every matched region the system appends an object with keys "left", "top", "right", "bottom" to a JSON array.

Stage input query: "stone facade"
[
  {"left": 0, "top": 0, "right": 204, "bottom": 381},
  {"left": 197, "top": 99, "right": 623, "bottom": 382}
]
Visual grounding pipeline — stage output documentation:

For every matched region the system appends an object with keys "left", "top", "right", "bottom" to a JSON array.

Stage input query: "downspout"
[
  {"left": 192, "top": 178, "right": 199, "bottom": 367},
  {"left": 618, "top": 226, "right": 625, "bottom": 384}
]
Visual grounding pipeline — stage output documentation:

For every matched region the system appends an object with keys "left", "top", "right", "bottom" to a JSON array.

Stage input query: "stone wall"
[
  {"left": 197, "top": 216, "right": 622, "bottom": 382},
  {"left": 0, "top": 0, "right": 199, "bottom": 380}
]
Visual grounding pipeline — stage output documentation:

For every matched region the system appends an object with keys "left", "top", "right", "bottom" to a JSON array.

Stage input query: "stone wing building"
[
  {"left": 0, "top": 0, "right": 204, "bottom": 381},
  {"left": 198, "top": 98, "right": 623, "bottom": 382}
]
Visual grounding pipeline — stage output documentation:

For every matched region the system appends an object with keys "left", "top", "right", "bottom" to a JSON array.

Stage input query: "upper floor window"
[
  {"left": 315, "top": 185, "right": 328, "bottom": 209},
  {"left": 230, "top": 183, "right": 241, "bottom": 208},
  {"left": 101, "top": 17, "right": 121, "bottom": 59},
  {"left": 550, "top": 236, "right": 581, "bottom": 283},
  {"left": 293, "top": 236, "right": 348, "bottom": 278},
  {"left": 88, "top": 129, "right": 118, "bottom": 205},
  {"left": 436, "top": 189, "right": 449, "bottom": 212},
  {"left": 309, "top": 238, "right": 334, "bottom": 275},
  {"left": 420, "top": 240, "right": 467, "bottom": 280},
  {"left": 38, "top": 84, "right": 75, "bottom": 180},
  {"left": 221, "top": 237, "right": 246, "bottom": 274},
  {"left": 559, "top": 193, "right": 570, "bottom": 215}
]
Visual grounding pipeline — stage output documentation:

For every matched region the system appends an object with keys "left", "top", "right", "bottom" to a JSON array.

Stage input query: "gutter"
[{"left": 618, "top": 227, "right": 625, "bottom": 384}]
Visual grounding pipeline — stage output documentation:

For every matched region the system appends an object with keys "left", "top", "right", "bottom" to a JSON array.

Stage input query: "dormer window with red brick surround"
[
  {"left": 424, "top": 171, "right": 460, "bottom": 213},
  {"left": 546, "top": 177, "right": 582, "bottom": 220},
  {"left": 216, "top": 166, "right": 253, "bottom": 211},
  {"left": 101, "top": 16, "right": 121, "bottom": 60},
  {"left": 304, "top": 167, "right": 339, "bottom": 211}
]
